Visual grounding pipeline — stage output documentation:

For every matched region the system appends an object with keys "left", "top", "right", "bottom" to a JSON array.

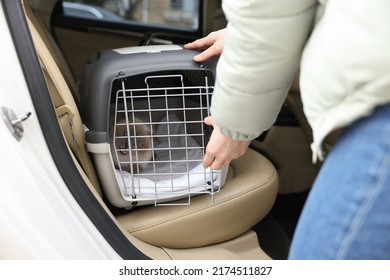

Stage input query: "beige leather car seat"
[
  {"left": 24, "top": 0, "right": 279, "bottom": 257},
  {"left": 27, "top": 0, "right": 81, "bottom": 104}
]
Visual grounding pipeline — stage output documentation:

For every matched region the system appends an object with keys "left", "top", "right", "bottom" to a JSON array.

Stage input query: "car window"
[{"left": 63, "top": 0, "right": 200, "bottom": 31}]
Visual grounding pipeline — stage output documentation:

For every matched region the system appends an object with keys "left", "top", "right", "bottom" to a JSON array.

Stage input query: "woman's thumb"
[{"left": 204, "top": 116, "right": 213, "bottom": 126}]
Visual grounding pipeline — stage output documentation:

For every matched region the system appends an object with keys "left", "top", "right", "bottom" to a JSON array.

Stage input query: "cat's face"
[{"left": 110, "top": 116, "right": 153, "bottom": 173}]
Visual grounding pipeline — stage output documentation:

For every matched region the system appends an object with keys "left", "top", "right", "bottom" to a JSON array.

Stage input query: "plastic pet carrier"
[{"left": 80, "top": 45, "right": 228, "bottom": 208}]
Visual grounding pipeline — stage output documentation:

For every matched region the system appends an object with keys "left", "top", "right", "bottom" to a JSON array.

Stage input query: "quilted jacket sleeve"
[{"left": 211, "top": 0, "right": 317, "bottom": 140}]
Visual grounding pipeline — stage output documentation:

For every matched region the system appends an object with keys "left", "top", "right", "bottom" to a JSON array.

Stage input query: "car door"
[{"left": 0, "top": 0, "right": 133, "bottom": 259}]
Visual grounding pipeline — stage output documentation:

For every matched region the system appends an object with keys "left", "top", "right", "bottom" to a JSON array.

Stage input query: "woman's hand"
[
  {"left": 203, "top": 116, "right": 251, "bottom": 170},
  {"left": 184, "top": 28, "right": 226, "bottom": 62}
]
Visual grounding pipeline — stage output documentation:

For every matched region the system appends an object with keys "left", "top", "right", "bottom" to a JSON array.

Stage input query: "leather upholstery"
[{"left": 117, "top": 148, "right": 278, "bottom": 248}]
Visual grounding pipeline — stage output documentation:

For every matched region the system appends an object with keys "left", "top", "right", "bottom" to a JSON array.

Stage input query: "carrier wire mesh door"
[{"left": 111, "top": 72, "right": 225, "bottom": 206}]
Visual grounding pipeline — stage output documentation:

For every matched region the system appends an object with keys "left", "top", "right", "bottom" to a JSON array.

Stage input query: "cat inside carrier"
[{"left": 81, "top": 45, "right": 228, "bottom": 208}]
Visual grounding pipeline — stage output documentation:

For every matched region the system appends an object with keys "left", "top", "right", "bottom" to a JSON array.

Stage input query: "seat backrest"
[
  {"left": 24, "top": 0, "right": 81, "bottom": 104},
  {"left": 23, "top": 0, "right": 102, "bottom": 196}
]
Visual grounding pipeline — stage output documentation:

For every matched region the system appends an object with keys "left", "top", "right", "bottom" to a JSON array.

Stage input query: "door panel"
[
  {"left": 53, "top": 26, "right": 141, "bottom": 83},
  {"left": 52, "top": 0, "right": 211, "bottom": 84}
]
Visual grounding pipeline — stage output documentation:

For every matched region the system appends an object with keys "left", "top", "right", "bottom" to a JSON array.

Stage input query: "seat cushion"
[{"left": 116, "top": 148, "right": 278, "bottom": 249}]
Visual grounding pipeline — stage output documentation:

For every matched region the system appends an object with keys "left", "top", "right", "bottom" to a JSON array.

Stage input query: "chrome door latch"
[{"left": 1, "top": 106, "right": 32, "bottom": 141}]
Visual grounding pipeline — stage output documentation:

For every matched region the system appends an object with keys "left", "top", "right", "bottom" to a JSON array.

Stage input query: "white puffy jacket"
[{"left": 212, "top": 0, "right": 390, "bottom": 161}]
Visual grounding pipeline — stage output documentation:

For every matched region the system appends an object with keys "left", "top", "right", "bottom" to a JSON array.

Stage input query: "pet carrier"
[{"left": 80, "top": 45, "right": 228, "bottom": 208}]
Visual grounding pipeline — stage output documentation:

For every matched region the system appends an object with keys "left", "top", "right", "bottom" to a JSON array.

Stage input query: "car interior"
[{"left": 18, "top": 0, "right": 332, "bottom": 260}]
